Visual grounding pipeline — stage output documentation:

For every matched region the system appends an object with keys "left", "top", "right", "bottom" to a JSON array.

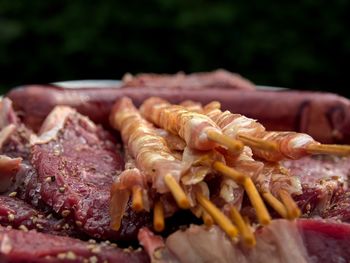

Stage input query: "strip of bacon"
[
  {"left": 110, "top": 97, "right": 190, "bottom": 208},
  {"left": 204, "top": 103, "right": 350, "bottom": 162},
  {"left": 140, "top": 97, "right": 243, "bottom": 153}
]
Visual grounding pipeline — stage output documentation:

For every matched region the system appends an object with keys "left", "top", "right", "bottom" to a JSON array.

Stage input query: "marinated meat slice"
[
  {"left": 0, "top": 98, "right": 31, "bottom": 161},
  {"left": 31, "top": 106, "right": 151, "bottom": 241},
  {"left": 0, "top": 196, "right": 79, "bottom": 237},
  {"left": 122, "top": 69, "right": 256, "bottom": 91},
  {"left": 0, "top": 99, "right": 49, "bottom": 207},
  {"left": 283, "top": 155, "right": 350, "bottom": 189},
  {"left": 298, "top": 219, "right": 350, "bottom": 263},
  {"left": 152, "top": 219, "right": 350, "bottom": 263},
  {"left": 284, "top": 155, "right": 350, "bottom": 221},
  {"left": 0, "top": 227, "right": 149, "bottom": 263}
]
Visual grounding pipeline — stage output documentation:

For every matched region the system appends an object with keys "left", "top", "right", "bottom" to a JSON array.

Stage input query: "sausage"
[{"left": 6, "top": 85, "right": 350, "bottom": 144}]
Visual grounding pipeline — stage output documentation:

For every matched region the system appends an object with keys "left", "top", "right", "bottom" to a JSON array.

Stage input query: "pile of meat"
[{"left": 1, "top": 70, "right": 350, "bottom": 263}]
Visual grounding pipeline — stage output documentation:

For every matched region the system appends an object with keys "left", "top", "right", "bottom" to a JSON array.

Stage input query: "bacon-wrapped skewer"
[
  {"left": 180, "top": 100, "right": 303, "bottom": 219},
  {"left": 163, "top": 99, "right": 302, "bottom": 222},
  {"left": 140, "top": 98, "right": 275, "bottom": 224},
  {"left": 140, "top": 97, "right": 243, "bottom": 154},
  {"left": 261, "top": 164, "right": 302, "bottom": 219},
  {"left": 110, "top": 98, "right": 240, "bottom": 238},
  {"left": 203, "top": 102, "right": 350, "bottom": 162},
  {"left": 180, "top": 145, "right": 272, "bottom": 226},
  {"left": 110, "top": 97, "right": 190, "bottom": 208}
]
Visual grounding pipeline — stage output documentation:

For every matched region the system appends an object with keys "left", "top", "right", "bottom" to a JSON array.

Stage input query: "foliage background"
[{"left": 0, "top": 0, "right": 349, "bottom": 97}]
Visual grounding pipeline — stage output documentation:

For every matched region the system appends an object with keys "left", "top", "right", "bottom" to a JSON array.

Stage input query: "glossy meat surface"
[{"left": 31, "top": 106, "right": 151, "bottom": 241}]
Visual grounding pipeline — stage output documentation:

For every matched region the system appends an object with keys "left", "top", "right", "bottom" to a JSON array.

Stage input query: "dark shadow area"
[{"left": 0, "top": 1, "right": 349, "bottom": 97}]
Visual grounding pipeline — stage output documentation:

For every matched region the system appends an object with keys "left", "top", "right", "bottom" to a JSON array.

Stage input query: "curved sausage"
[{"left": 6, "top": 85, "right": 350, "bottom": 144}]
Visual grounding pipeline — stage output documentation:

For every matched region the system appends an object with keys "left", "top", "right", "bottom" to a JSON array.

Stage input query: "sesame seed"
[
  {"left": 19, "top": 225, "right": 29, "bottom": 232},
  {"left": 91, "top": 246, "right": 101, "bottom": 254},
  {"left": 88, "top": 239, "right": 97, "bottom": 244},
  {"left": 153, "top": 248, "right": 163, "bottom": 259},
  {"left": 46, "top": 213, "right": 53, "bottom": 219},
  {"left": 75, "top": 220, "right": 83, "bottom": 227},
  {"left": 66, "top": 251, "right": 77, "bottom": 260},
  {"left": 36, "top": 224, "right": 44, "bottom": 230},
  {"left": 8, "top": 192, "right": 17, "bottom": 197},
  {"left": 58, "top": 187, "right": 65, "bottom": 193},
  {"left": 8, "top": 214, "right": 15, "bottom": 222},
  {"left": 63, "top": 223, "right": 70, "bottom": 230},
  {"left": 61, "top": 210, "right": 71, "bottom": 217},
  {"left": 89, "top": 256, "right": 98, "bottom": 263}
]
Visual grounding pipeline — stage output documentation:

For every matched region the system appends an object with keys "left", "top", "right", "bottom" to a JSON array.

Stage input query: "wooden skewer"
[
  {"left": 230, "top": 206, "right": 256, "bottom": 247},
  {"left": 243, "top": 178, "right": 271, "bottom": 226},
  {"left": 153, "top": 201, "right": 165, "bottom": 232},
  {"left": 207, "top": 130, "right": 244, "bottom": 154},
  {"left": 306, "top": 143, "right": 350, "bottom": 156},
  {"left": 164, "top": 174, "right": 190, "bottom": 209},
  {"left": 237, "top": 134, "right": 278, "bottom": 152},
  {"left": 243, "top": 216, "right": 255, "bottom": 246},
  {"left": 262, "top": 192, "right": 288, "bottom": 218},
  {"left": 212, "top": 161, "right": 247, "bottom": 184},
  {"left": 196, "top": 192, "right": 238, "bottom": 239},
  {"left": 213, "top": 161, "right": 271, "bottom": 225},
  {"left": 131, "top": 186, "right": 144, "bottom": 212},
  {"left": 202, "top": 211, "right": 214, "bottom": 227},
  {"left": 278, "top": 189, "right": 301, "bottom": 219}
]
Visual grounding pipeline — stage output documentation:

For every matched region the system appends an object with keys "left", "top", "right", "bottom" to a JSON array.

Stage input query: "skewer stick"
[
  {"left": 212, "top": 161, "right": 247, "bottom": 184},
  {"left": 153, "top": 201, "right": 165, "bottom": 232},
  {"left": 207, "top": 130, "right": 244, "bottom": 154},
  {"left": 278, "top": 189, "right": 301, "bottom": 219},
  {"left": 262, "top": 192, "right": 288, "bottom": 218},
  {"left": 243, "top": 178, "right": 271, "bottom": 225},
  {"left": 196, "top": 192, "right": 238, "bottom": 239},
  {"left": 237, "top": 134, "right": 278, "bottom": 152},
  {"left": 202, "top": 211, "right": 214, "bottom": 227},
  {"left": 306, "top": 143, "right": 350, "bottom": 156},
  {"left": 164, "top": 174, "right": 190, "bottom": 209},
  {"left": 131, "top": 186, "right": 144, "bottom": 212},
  {"left": 230, "top": 206, "right": 256, "bottom": 247},
  {"left": 214, "top": 161, "right": 271, "bottom": 225}
]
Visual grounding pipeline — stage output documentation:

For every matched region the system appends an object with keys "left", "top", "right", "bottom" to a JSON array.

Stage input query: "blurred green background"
[{"left": 0, "top": 0, "right": 349, "bottom": 96}]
